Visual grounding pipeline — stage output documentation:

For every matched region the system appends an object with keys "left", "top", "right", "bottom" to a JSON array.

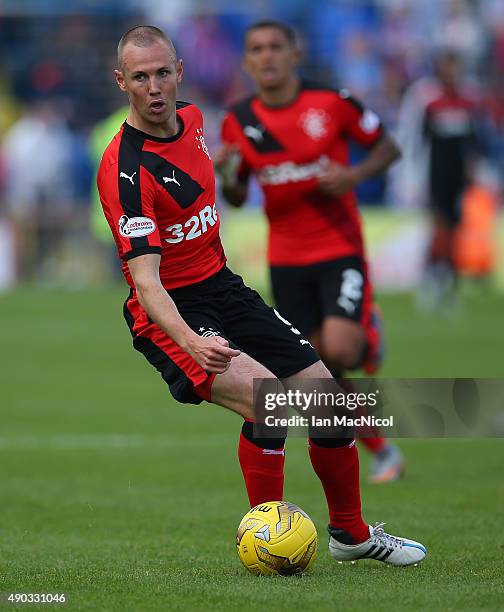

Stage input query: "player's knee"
[
  {"left": 235, "top": 372, "right": 277, "bottom": 420},
  {"left": 320, "top": 340, "right": 365, "bottom": 371}
]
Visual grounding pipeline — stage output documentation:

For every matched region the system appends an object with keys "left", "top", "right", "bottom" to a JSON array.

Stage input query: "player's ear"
[
  {"left": 241, "top": 56, "right": 252, "bottom": 78},
  {"left": 292, "top": 44, "right": 302, "bottom": 67},
  {"left": 115, "top": 69, "right": 127, "bottom": 93},
  {"left": 176, "top": 59, "right": 183, "bottom": 84}
]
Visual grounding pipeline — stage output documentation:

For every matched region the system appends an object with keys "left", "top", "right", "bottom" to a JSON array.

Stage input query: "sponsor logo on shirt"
[
  {"left": 164, "top": 203, "right": 218, "bottom": 244},
  {"left": 118, "top": 215, "right": 156, "bottom": 238},
  {"left": 257, "top": 155, "right": 330, "bottom": 186}
]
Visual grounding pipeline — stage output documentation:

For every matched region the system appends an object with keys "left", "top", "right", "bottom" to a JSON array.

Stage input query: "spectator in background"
[
  {"left": 89, "top": 105, "right": 129, "bottom": 246},
  {"left": 338, "top": 29, "right": 381, "bottom": 102},
  {"left": 0, "top": 70, "right": 20, "bottom": 140},
  {"left": 174, "top": 14, "right": 240, "bottom": 105},
  {"left": 434, "top": 0, "right": 487, "bottom": 71},
  {"left": 87, "top": 105, "right": 130, "bottom": 280},
  {"left": 2, "top": 100, "right": 75, "bottom": 280}
]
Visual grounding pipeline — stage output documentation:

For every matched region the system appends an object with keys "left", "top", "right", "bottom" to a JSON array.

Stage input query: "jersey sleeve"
[
  {"left": 221, "top": 112, "right": 252, "bottom": 182},
  {"left": 338, "top": 92, "right": 385, "bottom": 148},
  {"left": 97, "top": 161, "right": 161, "bottom": 261}
]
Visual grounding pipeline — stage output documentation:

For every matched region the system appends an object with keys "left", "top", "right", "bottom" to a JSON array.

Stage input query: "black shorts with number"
[
  {"left": 124, "top": 266, "right": 319, "bottom": 404},
  {"left": 270, "top": 256, "right": 372, "bottom": 338}
]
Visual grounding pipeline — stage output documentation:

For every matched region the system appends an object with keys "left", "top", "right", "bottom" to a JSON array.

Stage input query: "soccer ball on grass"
[{"left": 236, "top": 501, "right": 317, "bottom": 575}]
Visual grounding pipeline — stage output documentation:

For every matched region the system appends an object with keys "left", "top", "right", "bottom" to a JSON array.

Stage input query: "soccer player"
[
  {"left": 417, "top": 50, "right": 480, "bottom": 309},
  {"left": 216, "top": 20, "right": 403, "bottom": 482},
  {"left": 97, "top": 25, "right": 426, "bottom": 566}
]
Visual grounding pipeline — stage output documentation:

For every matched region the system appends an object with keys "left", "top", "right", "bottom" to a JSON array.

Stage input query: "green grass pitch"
[{"left": 1, "top": 287, "right": 503, "bottom": 611}]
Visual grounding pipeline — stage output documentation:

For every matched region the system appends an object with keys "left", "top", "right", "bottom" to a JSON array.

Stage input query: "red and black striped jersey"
[
  {"left": 221, "top": 82, "right": 384, "bottom": 266},
  {"left": 98, "top": 102, "right": 226, "bottom": 290}
]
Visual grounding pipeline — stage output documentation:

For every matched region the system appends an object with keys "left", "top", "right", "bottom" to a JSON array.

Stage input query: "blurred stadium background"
[
  {"left": 0, "top": 0, "right": 503, "bottom": 291},
  {"left": 1, "top": 1, "right": 504, "bottom": 610}
]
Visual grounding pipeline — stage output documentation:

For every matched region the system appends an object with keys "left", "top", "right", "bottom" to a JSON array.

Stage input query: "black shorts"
[
  {"left": 430, "top": 185, "right": 464, "bottom": 227},
  {"left": 270, "top": 256, "right": 372, "bottom": 337},
  {"left": 124, "top": 266, "right": 319, "bottom": 405}
]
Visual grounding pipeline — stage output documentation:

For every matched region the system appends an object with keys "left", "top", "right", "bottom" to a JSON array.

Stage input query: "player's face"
[
  {"left": 437, "top": 55, "right": 460, "bottom": 89},
  {"left": 244, "top": 27, "right": 299, "bottom": 90},
  {"left": 115, "top": 40, "right": 183, "bottom": 129}
]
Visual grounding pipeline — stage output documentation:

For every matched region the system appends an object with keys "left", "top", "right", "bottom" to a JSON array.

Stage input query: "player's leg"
[
  {"left": 351, "top": 263, "right": 404, "bottom": 480},
  {"left": 315, "top": 256, "right": 368, "bottom": 372},
  {"left": 272, "top": 257, "right": 383, "bottom": 375},
  {"left": 217, "top": 278, "right": 368, "bottom": 544},
  {"left": 282, "top": 360, "right": 424, "bottom": 565},
  {"left": 421, "top": 188, "right": 462, "bottom": 312},
  {"left": 282, "top": 359, "right": 369, "bottom": 544},
  {"left": 220, "top": 271, "right": 425, "bottom": 565},
  {"left": 210, "top": 353, "right": 287, "bottom": 508},
  {"left": 271, "top": 260, "right": 364, "bottom": 370},
  {"left": 124, "top": 285, "right": 286, "bottom": 508},
  {"left": 217, "top": 273, "right": 369, "bottom": 544},
  {"left": 313, "top": 257, "right": 403, "bottom": 479},
  {"left": 216, "top": 268, "right": 321, "bottom": 508},
  {"left": 271, "top": 258, "right": 399, "bottom": 476},
  {"left": 361, "top": 301, "right": 385, "bottom": 376},
  {"left": 318, "top": 316, "right": 366, "bottom": 372},
  {"left": 362, "top": 299, "right": 404, "bottom": 486}
]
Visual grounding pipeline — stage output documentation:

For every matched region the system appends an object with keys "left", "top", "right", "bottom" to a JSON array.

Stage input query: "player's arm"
[
  {"left": 318, "top": 134, "right": 400, "bottom": 198},
  {"left": 347, "top": 134, "right": 400, "bottom": 184},
  {"left": 214, "top": 143, "right": 249, "bottom": 207},
  {"left": 128, "top": 253, "right": 240, "bottom": 373},
  {"left": 216, "top": 113, "right": 252, "bottom": 207},
  {"left": 318, "top": 92, "right": 401, "bottom": 197}
]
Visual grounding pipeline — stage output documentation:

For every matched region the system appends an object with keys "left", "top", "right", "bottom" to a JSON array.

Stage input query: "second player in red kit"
[{"left": 217, "top": 21, "right": 404, "bottom": 482}]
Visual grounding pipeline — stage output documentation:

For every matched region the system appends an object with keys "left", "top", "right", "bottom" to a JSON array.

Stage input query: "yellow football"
[{"left": 236, "top": 501, "right": 317, "bottom": 575}]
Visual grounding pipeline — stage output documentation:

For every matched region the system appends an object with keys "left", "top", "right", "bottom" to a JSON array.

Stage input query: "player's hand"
[
  {"left": 213, "top": 144, "right": 242, "bottom": 188},
  {"left": 189, "top": 335, "right": 241, "bottom": 374},
  {"left": 213, "top": 143, "right": 240, "bottom": 171},
  {"left": 317, "top": 163, "right": 360, "bottom": 197}
]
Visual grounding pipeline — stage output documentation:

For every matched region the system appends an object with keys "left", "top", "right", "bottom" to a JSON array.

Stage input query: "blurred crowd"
[{"left": 0, "top": 0, "right": 503, "bottom": 286}]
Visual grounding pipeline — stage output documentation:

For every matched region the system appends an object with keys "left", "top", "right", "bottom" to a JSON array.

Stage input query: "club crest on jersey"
[
  {"left": 118, "top": 215, "right": 156, "bottom": 238},
  {"left": 298, "top": 108, "right": 329, "bottom": 140},
  {"left": 195, "top": 127, "right": 211, "bottom": 159}
]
